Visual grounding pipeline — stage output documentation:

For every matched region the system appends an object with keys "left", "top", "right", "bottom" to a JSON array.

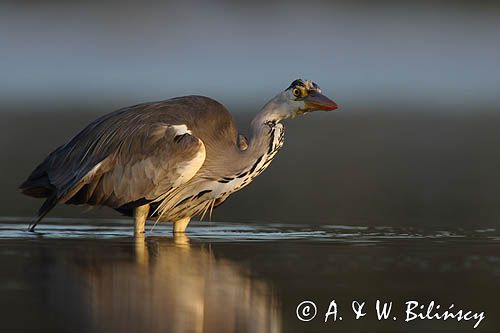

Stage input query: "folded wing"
[{"left": 20, "top": 103, "right": 206, "bottom": 229}]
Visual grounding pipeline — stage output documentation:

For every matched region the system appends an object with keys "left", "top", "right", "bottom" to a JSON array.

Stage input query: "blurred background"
[{"left": 1, "top": 0, "right": 499, "bottom": 227}]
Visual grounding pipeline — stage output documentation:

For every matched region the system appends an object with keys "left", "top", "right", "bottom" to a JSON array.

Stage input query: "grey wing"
[
  {"left": 22, "top": 119, "right": 205, "bottom": 230},
  {"left": 62, "top": 123, "right": 206, "bottom": 208}
]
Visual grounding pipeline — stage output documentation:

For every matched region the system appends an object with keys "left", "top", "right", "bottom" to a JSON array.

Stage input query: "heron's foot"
[
  {"left": 172, "top": 217, "right": 191, "bottom": 233},
  {"left": 134, "top": 204, "right": 150, "bottom": 235}
]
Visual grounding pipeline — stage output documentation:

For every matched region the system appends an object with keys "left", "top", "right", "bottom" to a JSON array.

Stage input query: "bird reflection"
[{"left": 69, "top": 234, "right": 280, "bottom": 333}]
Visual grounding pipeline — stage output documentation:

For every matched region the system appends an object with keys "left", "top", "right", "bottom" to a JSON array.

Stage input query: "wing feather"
[{"left": 60, "top": 122, "right": 205, "bottom": 209}]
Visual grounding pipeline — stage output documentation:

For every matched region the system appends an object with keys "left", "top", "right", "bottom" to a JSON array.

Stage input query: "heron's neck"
[
  {"left": 251, "top": 93, "right": 290, "bottom": 128},
  {"left": 247, "top": 94, "right": 288, "bottom": 156},
  {"left": 202, "top": 95, "right": 286, "bottom": 184}
]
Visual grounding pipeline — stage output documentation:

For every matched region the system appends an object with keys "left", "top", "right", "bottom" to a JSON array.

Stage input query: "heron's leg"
[
  {"left": 134, "top": 203, "right": 150, "bottom": 235},
  {"left": 173, "top": 217, "right": 191, "bottom": 233}
]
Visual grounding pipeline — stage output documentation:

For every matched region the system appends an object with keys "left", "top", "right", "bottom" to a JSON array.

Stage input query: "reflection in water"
[
  {"left": 1, "top": 221, "right": 498, "bottom": 332},
  {"left": 64, "top": 234, "right": 280, "bottom": 333}
]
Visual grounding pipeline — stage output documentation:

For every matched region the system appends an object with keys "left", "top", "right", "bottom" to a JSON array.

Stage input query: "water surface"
[{"left": 0, "top": 218, "right": 498, "bottom": 332}]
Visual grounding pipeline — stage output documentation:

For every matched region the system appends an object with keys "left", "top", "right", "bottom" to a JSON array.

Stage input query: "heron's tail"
[{"left": 28, "top": 195, "right": 58, "bottom": 232}]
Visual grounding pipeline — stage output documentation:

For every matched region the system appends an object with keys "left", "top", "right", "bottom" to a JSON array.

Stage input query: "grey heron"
[{"left": 20, "top": 79, "right": 338, "bottom": 234}]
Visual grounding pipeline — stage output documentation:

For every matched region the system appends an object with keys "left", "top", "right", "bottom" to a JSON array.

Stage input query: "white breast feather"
[{"left": 172, "top": 140, "right": 205, "bottom": 187}]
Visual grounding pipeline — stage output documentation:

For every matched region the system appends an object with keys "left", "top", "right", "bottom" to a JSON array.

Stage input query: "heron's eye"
[{"left": 292, "top": 88, "right": 302, "bottom": 97}]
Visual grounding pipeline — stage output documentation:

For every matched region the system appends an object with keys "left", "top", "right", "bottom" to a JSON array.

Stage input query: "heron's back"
[{"left": 20, "top": 95, "right": 239, "bottom": 205}]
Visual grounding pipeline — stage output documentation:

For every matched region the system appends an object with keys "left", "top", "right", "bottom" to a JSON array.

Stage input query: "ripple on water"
[{"left": 0, "top": 217, "right": 497, "bottom": 245}]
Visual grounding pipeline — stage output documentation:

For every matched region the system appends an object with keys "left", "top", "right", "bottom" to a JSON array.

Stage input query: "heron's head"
[
  {"left": 255, "top": 79, "right": 338, "bottom": 124},
  {"left": 281, "top": 79, "right": 338, "bottom": 118}
]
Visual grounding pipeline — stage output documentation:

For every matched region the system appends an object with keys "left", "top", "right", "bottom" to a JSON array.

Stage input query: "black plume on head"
[{"left": 286, "top": 79, "right": 306, "bottom": 90}]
